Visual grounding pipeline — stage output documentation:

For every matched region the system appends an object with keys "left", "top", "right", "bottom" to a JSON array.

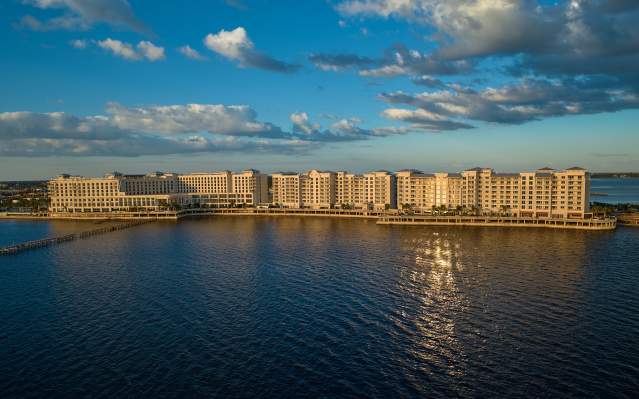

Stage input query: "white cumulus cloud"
[
  {"left": 178, "top": 45, "right": 207, "bottom": 61},
  {"left": 94, "top": 38, "right": 165, "bottom": 61},
  {"left": 137, "top": 41, "right": 165, "bottom": 61},
  {"left": 204, "top": 27, "right": 300, "bottom": 73}
]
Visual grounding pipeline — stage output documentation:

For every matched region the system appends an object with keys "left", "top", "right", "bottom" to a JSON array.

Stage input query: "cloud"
[
  {"left": 289, "top": 112, "right": 410, "bottom": 141},
  {"left": 224, "top": 0, "right": 249, "bottom": 11},
  {"left": 20, "top": 0, "right": 149, "bottom": 34},
  {"left": 378, "top": 77, "right": 639, "bottom": 130},
  {"left": 0, "top": 104, "right": 415, "bottom": 156},
  {"left": 97, "top": 38, "right": 138, "bottom": 60},
  {"left": 0, "top": 106, "right": 303, "bottom": 157},
  {"left": 0, "top": 135, "right": 306, "bottom": 158},
  {"left": 204, "top": 27, "right": 301, "bottom": 73},
  {"left": 178, "top": 45, "right": 207, "bottom": 61},
  {"left": 381, "top": 108, "right": 474, "bottom": 131},
  {"left": 359, "top": 65, "right": 407, "bottom": 77},
  {"left": 411, "top": 75, "right": 446, "bottom": 88},
  {"left": 335, "top": 1, "right": 639, "bottom": 81},
  {"left": 94, "top": 38, "right": 165, "bottom": 61},
  {"left": 290, "top": 112, "right": 320, "bottom": 134},
  {"left": 69, "top": 39, "right": 87, "bottom": 49},
  {"left": 310, "top": 45, "right": 474, "bottom": 77},
  {"left": 332, "top": 0, "right": 639, "bottom": 128},
  {"left": 335, "top": 1, "right": 560, "bottom": 59},
  {"left": 308, "top": 53, "right": 375, "bottom": 71},
  {"left": 336, "top": 0, "right": 417, "bottom": 18},
  {"left": 137, "top": 41, "right": 165, "bottom": 61},
  {"left": 106, "top": 103, "right": 286, "bottom": 138}
]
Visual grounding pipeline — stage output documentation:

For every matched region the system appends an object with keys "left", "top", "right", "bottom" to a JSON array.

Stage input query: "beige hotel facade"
[
  {"left": 273, "top": 170, "right": 396, "bottom": 210},
  {"left": 48, "top": 170, "right": 268, "bottom": 214},
  {"left": 397, "top": 167, "right": 589, "bottom": 218},
  {"left": 48, "top": 166, "right": 590, "bottom": 219}
]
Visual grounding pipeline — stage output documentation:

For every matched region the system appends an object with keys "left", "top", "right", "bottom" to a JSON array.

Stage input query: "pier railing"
[
  {"left": 0, "top": 219, "right": 152, "bottom": 256},
  {"left": 177, "top": 208, "right": 389, "bottom": 218},
  {"left": 3, "top": 208, "right": 619, "bottom": 232},
  {"left": 617, "top": 213, "right": 639, "bottom": 227},
  {"left": 376, "top": 215, "right": 616, "bottom": 230}
]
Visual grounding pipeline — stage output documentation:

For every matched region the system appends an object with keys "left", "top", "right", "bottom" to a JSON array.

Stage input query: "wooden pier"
[
  {"left": 376, "top": 215, "right": 617, "bottom": 230},
  {"left": 617, "top": 213, "right": 639, "bottom": 227},
  {"left": 0, "top": 220, "right": 152, "bottom": 256}
]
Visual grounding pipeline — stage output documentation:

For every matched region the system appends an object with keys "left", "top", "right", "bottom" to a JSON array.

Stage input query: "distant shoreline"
[{"left": 591, "top": 173, "right": 639, "bottom": 179}]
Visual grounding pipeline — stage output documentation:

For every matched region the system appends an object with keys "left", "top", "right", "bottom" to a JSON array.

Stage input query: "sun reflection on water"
[{"left": 396, "top": 230, "right": 469, "bottom": 383}]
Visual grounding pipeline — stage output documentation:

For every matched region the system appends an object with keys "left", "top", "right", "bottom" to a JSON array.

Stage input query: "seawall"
[{"left": 2, "top": 209, "right": 617, "bottom": 231}]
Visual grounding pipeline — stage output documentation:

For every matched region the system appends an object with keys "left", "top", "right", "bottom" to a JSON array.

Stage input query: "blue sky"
[{"left": 1, "top": 0, "right": 638, "bottom": 179}]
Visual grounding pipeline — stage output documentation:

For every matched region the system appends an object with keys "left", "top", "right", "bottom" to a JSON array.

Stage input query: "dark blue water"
[
  {"left": 0, "top": 219, "right": 110, "bottom": 247},
  {"left": 591, "top": 178, "right": 639, "bottom": 204},
  {"left": 1, "top": 218, "right": 638, "bottom": 398}
]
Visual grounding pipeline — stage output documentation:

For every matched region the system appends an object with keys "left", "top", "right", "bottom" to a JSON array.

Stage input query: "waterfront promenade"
[{"left": 2, "top": 208, "right": 617, "bottom": 231}]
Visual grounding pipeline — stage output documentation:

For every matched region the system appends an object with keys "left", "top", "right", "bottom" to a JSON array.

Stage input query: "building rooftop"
[{"left": 273, "top": 171, "right": 300, "bottom": 176}]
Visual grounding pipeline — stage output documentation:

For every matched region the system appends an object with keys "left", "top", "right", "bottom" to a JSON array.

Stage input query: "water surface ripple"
[{"left": 1, "top": 218, "right": 638, "bottom": 398}]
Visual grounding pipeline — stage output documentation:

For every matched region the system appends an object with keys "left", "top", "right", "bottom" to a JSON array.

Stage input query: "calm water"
[
  {"left": 0, "top": 219, "right": 110, "bottom": 247},
  {"left": 1, "top": 218, "right": 638, "bottom": 398},
  {"left": 591, "top": 178, "right": 639, "bottom": 204}
]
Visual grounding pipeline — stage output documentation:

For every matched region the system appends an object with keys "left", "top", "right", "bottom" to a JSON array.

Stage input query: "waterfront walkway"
[
  {"left": 2, "top": 208, "right": 618, "bottom": 231},
  {"left": 377, "top": 215, "right": 616, "bottom": 230},
  {"left": 617, "top": 213, "right": 639, "bottom": 227}
]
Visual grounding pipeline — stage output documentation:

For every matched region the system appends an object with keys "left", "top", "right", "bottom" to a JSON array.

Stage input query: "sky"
[{"left": 0, "top": 0, "right": 638, "bottom": 180}]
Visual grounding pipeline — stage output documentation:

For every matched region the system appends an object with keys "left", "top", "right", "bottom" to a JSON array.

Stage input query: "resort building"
[
  {"left": 301, "top": 170, "right": 335, "bottom": 209},
  {"left": 364, "top": 171, "right": 397, "bottom": 210},
  {"left": 459, "top": 167, "right": 590, "bottom": 218},
  {"left": 335, "top": 171, "right": 365, "bottom": 209},
  {"left": 48, "top": 170, "right": 268, "bottom": 214},
  {"left": 273, "top": 170, "right": 336, "bottom": 209},
  {"left": 47, "top": 173, "right": 187, "bottom": 214},
  {"left": 272, "top": 172, "right": 303, "bottom": 208},
  {"left": 396, "top": 167, "right": 589, "bottom": 217},
  {"left": 396, "top": 171, "right": 462, "bottom": 212},
  {"left": 48, "top": 166, "right": 590, "bottom": 219}
]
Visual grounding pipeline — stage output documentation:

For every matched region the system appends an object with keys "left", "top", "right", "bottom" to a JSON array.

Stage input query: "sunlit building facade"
[
  {"left": 459, "top": 167, "right": 590, "bottom": 217},
  {"left": 301, "top": 170, "right": 336, "bottom": 209},
  {"left": 335, "top": 171, "right": 365, "bottom": 209},
  {"left": 271, "top": 172, "right": 303, "bottom": 208},
  {"left": 49, "top": 167, "right": 590, "bottom": 218},
  {"left": 363, "top": 171, "right": 397, "bottom": 210},
  {"left": 48, "top": 170, "right": 269, "bottom": 213}
]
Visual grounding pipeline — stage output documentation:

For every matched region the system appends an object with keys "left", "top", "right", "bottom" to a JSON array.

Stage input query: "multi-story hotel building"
[
  {"left": 272, "top": 170, "right": 336, "bottom": 209},
  {"left": 48, "top": 170, "right": 268, "bottom": 214},
  {"left": 48, "top": 166, "right": 590, "bottom": 219},
  {"left": 301, "top": 170, "right": 336, "bottom": 209},
  {"left": 459, "top": 167, "right": 589, "bottom": 218},
  {"left": 335, "top": 171, "right": 365, "bottom": 209},
  {"left": 363, "top": 171, "right": 397, "bottom": 210},
  {"left": 271, "top": 172, "right": 303, "bottom": 208},
  {"left": 398, "top": 166, "right": 590, "bottom": 218},
  {"left": 273, "top": 170, "right": 395, "bottom": 210}
]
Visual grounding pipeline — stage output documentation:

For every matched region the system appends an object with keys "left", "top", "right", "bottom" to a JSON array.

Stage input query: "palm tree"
[{"left": 499, "top": 205, "right": 510, "bottom": 216}]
